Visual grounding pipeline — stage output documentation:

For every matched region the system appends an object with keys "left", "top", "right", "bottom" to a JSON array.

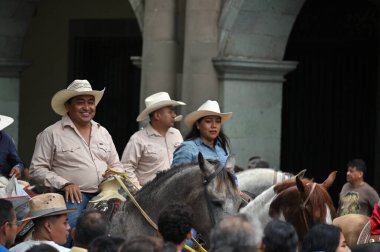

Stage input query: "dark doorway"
[
  {"left": 281, "top": 0, "right": 378, "bottom": 206},
  {"left": 69, "top": 19, "right": 142, "bottom": 156}
]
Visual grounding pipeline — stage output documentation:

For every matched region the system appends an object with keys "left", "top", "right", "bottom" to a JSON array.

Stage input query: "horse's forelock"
[{"left": 308, "top": 183, "right": 336, "bottom": 221}]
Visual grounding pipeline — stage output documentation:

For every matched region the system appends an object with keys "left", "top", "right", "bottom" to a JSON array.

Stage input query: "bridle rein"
[{"left": 300, "top": 182, "right": 317, "bottom": 232}]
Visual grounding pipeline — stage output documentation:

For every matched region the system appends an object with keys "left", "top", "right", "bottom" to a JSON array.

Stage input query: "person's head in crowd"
[
  {"left": 157, "top": 204, "right": 193, "bottom": 250},
  {"left": 119, "top": 235, "right": 164, "bottom": 252},
  {"left": 25, "top": 243, "right": 59, "bottom": 252},
  {"left": 0, "top": 199, "right": 18, "bottom": 248},
  {"left": 71, "top": 209, "right": 110, "bottom": 249},
  {"left": 263, "top": 219, "right": 298, "bottom": 252},
  {"left": 22, "top": 193, "right": 75, "bottom": 245},
  {"left": 88, "top": 235, "right": 125, "bottom": 252},
  {"left": 301, "top": 223, "right": 351, "bottom": 252},
  {"left": 247, "top": 156, "right": 270, "bottom": 169},
  {"left": 209, "top": 214, "right": 257, "bottom": 252},
  {"left": 346, "top": 159, "right": 366, "bottom": 186}
]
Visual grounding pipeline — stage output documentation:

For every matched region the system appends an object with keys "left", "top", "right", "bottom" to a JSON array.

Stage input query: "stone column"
[
  {"left": 139, "top": 0, "right": 178, "bottom": 109},
  {"left": 213, "top": 57, "right": 297, "bottom": 168},
  {"left": 180, "top": 0, "right": 221, "bottom": 119}
]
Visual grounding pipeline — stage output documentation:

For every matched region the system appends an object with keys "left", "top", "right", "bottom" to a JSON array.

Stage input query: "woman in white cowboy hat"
[
  {"left": 0, "top": 115, "right": 25, "bottom": 179},
  {"left": 171, "top": 100, "right": 232, "bottom": 168}
]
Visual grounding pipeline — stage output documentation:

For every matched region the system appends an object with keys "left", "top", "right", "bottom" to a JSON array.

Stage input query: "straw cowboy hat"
[
  {"left": 136, "top": 92, "right": 186, "bottom": 122},
  {"left": 184, "top": 100, "right": 232, "bottom": 128},
  {"left": 22, "top": 193, "right": 76, "bottom": 221},
  {"left": 51, "top": 79, "right": 105, "bottom": 116},
  {"left": 0, "top": 115, "right": 14, "bottom": 131}
]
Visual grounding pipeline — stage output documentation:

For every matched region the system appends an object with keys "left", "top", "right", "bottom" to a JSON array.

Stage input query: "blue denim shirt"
[
  {"left": 171, "top": 137, "right": 229, "bottom": 168},
  {"left": 0, "top": 131, "right": 24, "bottom": 177}
]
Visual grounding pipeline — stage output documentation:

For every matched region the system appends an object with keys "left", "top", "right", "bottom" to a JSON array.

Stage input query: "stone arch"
[{"left": 218, "top": 0, "right": 306, "bottom": 60}]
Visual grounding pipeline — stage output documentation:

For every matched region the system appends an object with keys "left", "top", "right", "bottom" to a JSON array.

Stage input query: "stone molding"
[
  {"left": 0, "top": 58, "right": 30, "bottom": 77},
  {"left": 213, "top": 57, "right": 298, "bottom": 82},
  {"left": 130, "top": 56, "right": 142, "bottom": 68}
]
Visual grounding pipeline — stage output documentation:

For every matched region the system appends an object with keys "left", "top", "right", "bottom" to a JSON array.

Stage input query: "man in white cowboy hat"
[
  {"left": 29, "top": 79, "right": 123, "bottom": 246},
  {"left": 0, "top": 115, "right": 25, "bottom": 179},
  {"left": 10, "top": 193, "right": 75, "bottom": 252},
  {"left": 121, "top": 92, "right": 186, "bottom": 189}
]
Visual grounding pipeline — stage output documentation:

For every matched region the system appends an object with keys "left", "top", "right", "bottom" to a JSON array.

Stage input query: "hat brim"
[
  {"left": 0, "top": 115, "right": 14, "bottom": 131},
  {"left": 136, "top": 100, "right": 186, "bottom": 122},
  {"left": 22, "top": 208, "right": 77, "bottom": 222},
  {"left": 51, "top": 89, "right": 105, "bottom": 116},
  {"left": 184, "top": 111, "right": 232, "bottom": 128}
]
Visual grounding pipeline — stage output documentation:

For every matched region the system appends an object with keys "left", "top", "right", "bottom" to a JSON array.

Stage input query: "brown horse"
[{"left": 241, "top": 171, "right": 337, "bottom": 242}]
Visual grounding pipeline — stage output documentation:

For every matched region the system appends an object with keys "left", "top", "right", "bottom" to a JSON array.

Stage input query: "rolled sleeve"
[{"left": 121, "top": 135, "right": 142, "bottom": 188}]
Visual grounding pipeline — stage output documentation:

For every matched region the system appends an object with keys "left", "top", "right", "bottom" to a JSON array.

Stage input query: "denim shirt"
[
  {"left": 0, "top": 131, "right": 24, "bottom": 177},
  {"left": 171, "top": 137, "right": 229, "bottom": 168}
]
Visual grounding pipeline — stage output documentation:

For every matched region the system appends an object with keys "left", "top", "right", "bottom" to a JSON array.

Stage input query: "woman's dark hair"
[
  {"left": 301, "top": 223, "right": 341, "bottom": 252},
  {"left": 263, "top": 219, "right": 298, "bottom": 252},
  {"left": 185, "top": 117, "right": 230, "bottom": 155}
]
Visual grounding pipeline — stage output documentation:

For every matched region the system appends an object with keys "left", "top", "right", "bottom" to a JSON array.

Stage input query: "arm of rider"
[
  {"left": 9, "top": 165, "right": 21, "bottom": 178},
  {"left": 62, "top": 183, "right": 82, "bottom": 204}
]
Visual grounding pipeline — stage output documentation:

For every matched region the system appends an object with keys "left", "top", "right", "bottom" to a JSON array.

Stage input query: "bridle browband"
[{"left": 300, "top": 182, "right": 317, "bottom": 232}]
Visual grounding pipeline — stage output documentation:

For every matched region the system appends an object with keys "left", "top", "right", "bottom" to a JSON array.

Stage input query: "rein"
[{"left": 300, "top": 182, "right": 316, "bottom": 232}]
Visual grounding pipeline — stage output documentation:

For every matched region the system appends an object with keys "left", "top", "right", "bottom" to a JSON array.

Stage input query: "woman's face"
[
  {"left": 196, "top": 116, "right": 222, "bottom": 145},
  {"left": 336, "top": 232, "right": 351, "bottom": 252}
]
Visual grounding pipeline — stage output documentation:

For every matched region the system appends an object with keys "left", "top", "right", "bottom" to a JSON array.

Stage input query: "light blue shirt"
[{"left": 171, "top": 137, "right": 229, "bottom": 168}]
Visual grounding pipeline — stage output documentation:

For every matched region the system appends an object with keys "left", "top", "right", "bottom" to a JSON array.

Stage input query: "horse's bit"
[{"left": 300, "top": 182, "right": 316, "bottom": 232}]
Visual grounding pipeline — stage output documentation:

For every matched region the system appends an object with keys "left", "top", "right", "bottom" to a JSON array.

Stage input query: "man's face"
[
  {"left": 4, "top": 209, "right": 18, "bottom": 248},
  {"left": 156, "top": 106, "right": 177, "bottom": 128},
  {"left": 65, "top": 95, "right": 96, "bottom": 126},
  {"left": 346, "top": 166, "right": 362, "bottom": 184},
  {"left": 48, "top": 214, "right": 71, "bottom": 245}
]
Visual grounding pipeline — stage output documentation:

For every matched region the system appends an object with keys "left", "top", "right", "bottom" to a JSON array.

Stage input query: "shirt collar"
[
  {"left": 145, "top": 123, "right": 175, "bottom": 137},
  {"left": 194, "top": 137, "right": 222, "bottom": 147},
  {"left": 61, "top": 113, "right": 99, "bottom": 129}
]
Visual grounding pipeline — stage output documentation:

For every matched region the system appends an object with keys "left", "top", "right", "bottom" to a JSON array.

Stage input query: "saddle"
[{"left": 357, "top": 221, "right": 380, "bottom": 244}]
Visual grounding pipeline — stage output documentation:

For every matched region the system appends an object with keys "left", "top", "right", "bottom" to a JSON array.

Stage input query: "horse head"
[{"left": 269, "top": 171, "right": 337, "bottom": 241}]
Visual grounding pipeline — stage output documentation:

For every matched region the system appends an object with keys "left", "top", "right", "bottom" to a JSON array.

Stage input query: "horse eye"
[{"left": 212, "top": 200, "right": 224, "bottom": 208}]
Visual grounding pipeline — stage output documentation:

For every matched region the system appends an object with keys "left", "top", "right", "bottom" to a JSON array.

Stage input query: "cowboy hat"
[
  {"left": 51, "top": 79, "right": 105, "bottom": 116},
  {"left": 136, "top": 92, "right": 186, "bottom": 122},
  {"left": 22, "top": 193, "right": 76, "bottom": 221},
  {"left": 184, "top": 100, "right": 232, "bottom": 128},
  {"left": 0, "top": 115, "right": 14, "bottom": 131}
]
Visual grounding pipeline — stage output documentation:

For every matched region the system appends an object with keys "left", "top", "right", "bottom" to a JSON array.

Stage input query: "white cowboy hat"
[
  {"left": 136, "top": 92, "right": 186, "bottom": 122},
  {"left": 22, "top": 193, "right": 76, "bottom": 221},
  {"left": 0, "top": 115, "right": 14, "bottom": 131},
  {"left": 51, "top": 79, "right": 105, "bottom": 116},
  {"left": 184, "top": 100, "right": 232, "bottom": 128}
]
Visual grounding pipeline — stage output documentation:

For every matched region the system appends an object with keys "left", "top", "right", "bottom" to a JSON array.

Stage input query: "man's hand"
[
  {"left": 62, "top": 183, "right": 82, "bottom": 204},
  {"left": 9, "top": 166, "right": 21, "bottom": 178}
]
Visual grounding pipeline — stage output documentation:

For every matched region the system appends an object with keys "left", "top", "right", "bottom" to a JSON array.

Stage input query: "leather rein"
[{"left": 300, "top": 182, "right": 317, "bottom": 232}]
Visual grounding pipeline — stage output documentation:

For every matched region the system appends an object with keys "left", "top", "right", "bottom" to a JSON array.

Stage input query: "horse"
[
  {"left": 110, "top": 153, "right": 242, "bottom": 246},
  {"left": 237, "top": 168, "right": 307, "bottom": 199},
  {"left": 240, "top": 171, "right": 337, "bottom": 242},
  {"left": 333, "top": 214, "right": 369, "bottom": 247}
]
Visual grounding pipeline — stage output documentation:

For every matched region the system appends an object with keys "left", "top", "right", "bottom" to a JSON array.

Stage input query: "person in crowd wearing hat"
[
  {"left": 29, "top": 80, "right": 124, "bottom": 246},
  {"left": 120, "top": 92, "right": 186, "bottom": 189},
  {"left": 10, "top": 193, "right": 75, "bottom": 252},
  {"left": 171, "top": 100, "right": 232, "bottom": 168},
  {"left": 0, "top": 115, "right": 25, "bottom": 179},
  {"left": 70, "top": 209, "right": 110, "bottom": 252},
  {"left": 0, "top": 199, "right": 18, "bottom": 251}
]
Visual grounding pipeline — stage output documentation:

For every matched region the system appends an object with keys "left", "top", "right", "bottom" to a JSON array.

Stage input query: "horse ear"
[
  {"left": 322, "top": 171, "right": 337, "bottom": 189},
  {"left": 198, "top": 152, "right": 214, "bottom": 176},
  {"left": 295, "top": 169, "right": 307, "bottom": 179},
  {"left": 296, "top": 176, "right": 305, "bottom": 194},
  {"left": 224, "top": 155, "right": 236, "bottom": 173}
]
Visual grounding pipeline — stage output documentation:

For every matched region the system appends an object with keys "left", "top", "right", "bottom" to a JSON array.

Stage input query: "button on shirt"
[
  {"left": 171, "top": 137, "right": 229, "bottom": 168},
  {"left": 30, "top": 114, "right": 123, "bottom": 193},
  {"left": 0, "top": 131, "right": 24, "bottom": 177},
  {"left": 121, "top": 123, "right": 183, "bottom": 188}
]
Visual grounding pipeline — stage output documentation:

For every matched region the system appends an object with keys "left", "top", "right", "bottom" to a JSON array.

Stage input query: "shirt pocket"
[
  {"left": 142, "top": 144, "right": 160, "bottom": 163},
  {"left": 56, "top": 145, "right": 81, "bottom": 160},
  {"left": 95, "top": 142, "right": 111, "bottom": 160}
]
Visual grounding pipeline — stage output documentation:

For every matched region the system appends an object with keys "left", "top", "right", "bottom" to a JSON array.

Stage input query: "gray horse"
[
  {"left": 237, "top": 168, "right": 306, "bottom": 199},
  {"left": 110, "top": 153, "right": 241, "bottom": 245}
]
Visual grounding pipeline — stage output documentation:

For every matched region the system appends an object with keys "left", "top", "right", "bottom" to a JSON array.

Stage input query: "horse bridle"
[
  {"left": 202, "top": 164, "right": 226, "bottom": 226},
  {"left": 300, "top": 182, "right": 317, "bottom": 232}
]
